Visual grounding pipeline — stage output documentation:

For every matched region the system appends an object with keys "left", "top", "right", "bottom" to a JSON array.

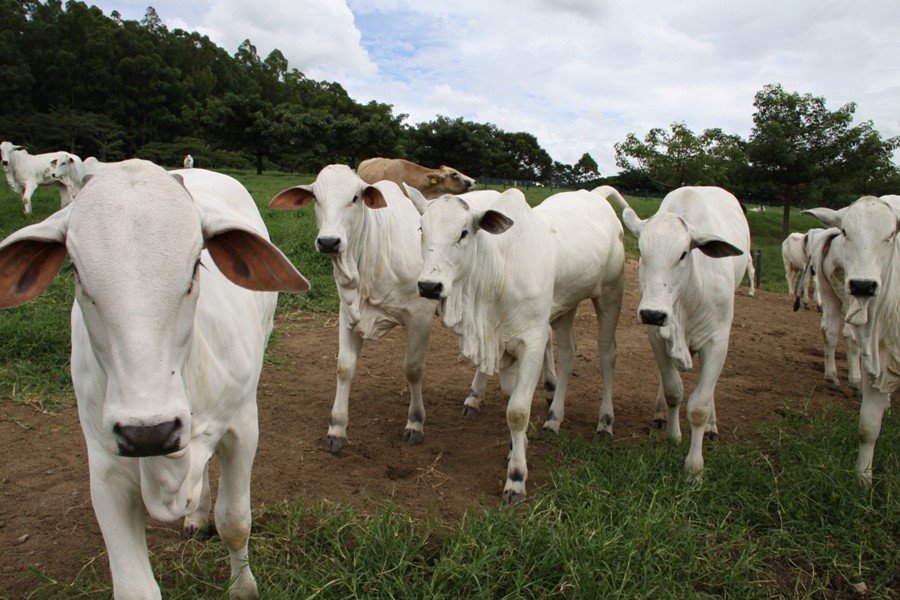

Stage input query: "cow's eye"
[
  {"left": 351, "top": 195, "right": 358, "bottom": 204},
  {"left": 679, "top": 251, "right": 688, "bottom": 262},
  {"left": 459, "top": 229, "right": 469, "bottom": 241},
  {"left": 840, "top": 228, "right": 847, "bottom": 238}
]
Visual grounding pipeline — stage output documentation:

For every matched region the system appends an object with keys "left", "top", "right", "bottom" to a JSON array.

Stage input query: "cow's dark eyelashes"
[
  {"left": 679, "top": 251, "right": 688, "bottom": 262},
  {"left": 459, "top": 229, "right": 469, "bottom": 241}
]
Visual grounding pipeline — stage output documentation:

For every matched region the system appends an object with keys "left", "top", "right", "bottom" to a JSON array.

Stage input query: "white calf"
[
  {"left": 612, "top": 186, "right": 751, "bottom": 479},
  {"left": 269, "top": 164, "right": 437, "bottom": 451},
  {"left": 1, "top": 141, "right": 67, "bottom": 214}
]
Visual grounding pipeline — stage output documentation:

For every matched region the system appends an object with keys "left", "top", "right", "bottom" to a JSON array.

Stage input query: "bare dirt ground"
[{"left": 1, "top": 259, "right": 863, "bottom": 597}]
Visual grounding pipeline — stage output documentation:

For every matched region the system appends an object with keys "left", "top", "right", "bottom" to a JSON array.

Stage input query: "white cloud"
[{"left": 88, "top": 0, "right": 900, "bottom": 173}]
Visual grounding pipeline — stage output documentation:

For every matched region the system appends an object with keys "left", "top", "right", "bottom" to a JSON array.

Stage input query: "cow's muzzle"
[
  {"left": 418, "top": 280, "right": 443, "bottom": 299},
  {"left": 114, "top": 419, "right": 183, "bottom": 457},
  {"left": 848, "top": 279, "right": 878, "bottom": 298},
  {"left": 639, "top": 309, "right": 668, "bottom": 327},
  {"left": 316, "top": 236, "right": 342, "bottom": 254}
]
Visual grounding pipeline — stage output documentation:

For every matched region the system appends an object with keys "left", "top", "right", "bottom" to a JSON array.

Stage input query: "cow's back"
[{"left": 358, "top": 158, "right": 423, "bottom": 186}]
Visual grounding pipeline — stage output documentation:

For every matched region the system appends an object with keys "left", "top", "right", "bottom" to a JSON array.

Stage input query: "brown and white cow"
[{"left": 357, "top": 157, "right": 476, "bottom": 199}]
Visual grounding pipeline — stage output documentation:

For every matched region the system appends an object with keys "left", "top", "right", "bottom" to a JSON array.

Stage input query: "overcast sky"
[{"left": 89, "top": 0, "right": 900, "bottom": 174}]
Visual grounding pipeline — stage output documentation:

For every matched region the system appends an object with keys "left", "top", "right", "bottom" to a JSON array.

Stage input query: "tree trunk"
[{"left": 781, "top": 196, "right": 792, "bottom": 240}]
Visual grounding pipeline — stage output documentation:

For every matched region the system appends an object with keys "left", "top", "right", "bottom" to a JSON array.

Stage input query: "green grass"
[{"left": 26, "top": 405, "right": 899, "bottom": 599}]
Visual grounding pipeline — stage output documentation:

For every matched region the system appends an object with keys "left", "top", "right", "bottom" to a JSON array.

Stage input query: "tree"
[
  {"left": 746, "top": 83, "right": 899, "bottom": 238},
  {"left": 614, "top": 122, "right": 747, "bottom": 190}
]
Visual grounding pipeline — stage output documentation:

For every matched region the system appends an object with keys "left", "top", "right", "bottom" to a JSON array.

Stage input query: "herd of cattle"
[{"left": 0, "top": 143, "right": 894, "bottom": 599}]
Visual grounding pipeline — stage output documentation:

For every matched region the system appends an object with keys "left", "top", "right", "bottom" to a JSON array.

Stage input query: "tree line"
[{"left": 2, "top": 1, "right": 898, "bottom": 233}]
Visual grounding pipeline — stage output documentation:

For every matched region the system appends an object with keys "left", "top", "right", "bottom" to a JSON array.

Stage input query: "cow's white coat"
[
  {"left": 0, "top": 160, "right": 309, "bottom": 599},
  {"left": 1, "top": 141, "right": 68, "bottom": 214}
]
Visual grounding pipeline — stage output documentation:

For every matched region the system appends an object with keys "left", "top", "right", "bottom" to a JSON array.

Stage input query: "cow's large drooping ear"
[
  {"left": 690, "top": 232, "right": 744, "bottom": 258},
  {"left": 205, "top": 228, "right": 310, "bottom": 293},
  {"left": 476, "top": 210, "right": 514, "bottom": 235},
  {"left": 402, "top": 183, "right": 429, "bottom": 215},
  {"left": 0, "top": 209, "right": 71, "bottom": 308},
  {"left": 362, "top": 185, "right": 387, "bottom": 209},
  {"left": 801, "top": 207, "right": 845, "bottom": 229},
  {"left": 269, "top": 185, "right": 316, "bottom": 210}
]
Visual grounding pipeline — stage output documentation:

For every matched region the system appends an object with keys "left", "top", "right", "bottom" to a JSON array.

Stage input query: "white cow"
[
  {"left": 50, "top": 152, "right": 85, "bottom": 203},
  {"left": 783, "top": 228, "right": 826, "bottom": 309},
  {"left": 0, "top": 160, "right": 310, "bottom": 599},
  {"left": 803, "top": 195, "right": 900, "bottom": 484},
  {"left": 793, "top": 227, "right": 862, "bottom": 392},
  {"left": 415, "top": 188, "right": 576, "bottom": 503},
  {"left": 611, "top": 186, "right": 752, "bottom": 479},
  {"left": 269, "top": 164, "right": 438, "bottom": 452},
  {"left": 409, "top": 185, "right": 626, "bottom": 441},
  {"left": 184, "top": 154, "right": 194, "bottom": 168},
  {"left": 1, "top": 141, "right": 68, "bottom": 214}
]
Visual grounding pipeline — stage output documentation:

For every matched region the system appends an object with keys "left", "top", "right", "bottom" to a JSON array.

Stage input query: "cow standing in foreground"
[
  {"left": 269, "top": 164, "right": 438, "bottom": 451},
  {"left": 0, "top": 160, "right": 310, "bottom": 599},
  {"left": 357, "top": 157, "right": 476, "bottom": 199},
  {"left": 610, "top": 186, "right": 752, "bottom": 479},
  {"left": 803, "top": 195, "right": 900, "bottom": 484},
  {"left": 1, "top": 141, "right": 68, "bottom": 214}
]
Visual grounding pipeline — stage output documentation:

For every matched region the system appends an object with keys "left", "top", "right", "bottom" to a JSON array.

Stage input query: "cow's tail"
[
  {"left": 592, "top": 185, "right": 645, "bottom": 238},
  {"left": 793, "top": 255, "right": 812, "bottom": 312}
]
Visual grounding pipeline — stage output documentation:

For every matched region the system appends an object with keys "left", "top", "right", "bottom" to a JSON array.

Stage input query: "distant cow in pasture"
[
  {"left": 783, "top": 228, "right": 826, "bottom": 310},
  {"left": 803, "top": 195, "right": 900, "bottom": 485},
  {"left": 1, "top": 141, "right": 68, "bottom": 214},
  {"left": 610, "top": 186, "right": 752, "bottom": 480},
  {"left": 184, "top": 154, "right": 194, "bottom": 168},
  {"left": 793, "top": 227, "right": 862, "bottom": 392},
  {"left": 50, "top": 152, "right": 85, "bottom": 203},
  {"left": 0, "top": 160, "right": 310, "bottom": 598},
  {"left": 269, "top": 164, "right": 438, "bottom": 452},
  {"left": 357, "top": 157, "right": 476, "bottom": 199}
]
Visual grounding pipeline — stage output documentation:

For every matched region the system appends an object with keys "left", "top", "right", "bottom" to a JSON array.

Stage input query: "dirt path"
[{"left": 0, "top": 259, "right": 860, "bottom": 596}]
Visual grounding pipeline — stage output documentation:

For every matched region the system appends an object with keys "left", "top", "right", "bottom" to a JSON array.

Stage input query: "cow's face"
[
  {"left": 438, "top": 166, "right": 477, "bottom": 194},
  {"left": 50, "top": 153, "right": 74, "bottom": 182},
  {"left": 635, "top": 214, "right": 694, "bottom": 327},
  {"left": 0, "top": 141, "right": 18, "bottom": 168},
  {"left": 269, "top": 165, "right": 386, "bottom": 256},
  {"left": 836, "top": 196, "right": 899, "bottom": 302},
  {"left": 68, "top": 162, "right": 202, "bottom": 458},
  {"left": 417, "top": 195, "right": 513, "bottom": 300}
]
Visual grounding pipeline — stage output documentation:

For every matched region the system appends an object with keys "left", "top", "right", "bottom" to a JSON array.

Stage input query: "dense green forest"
[{"left": 1, "top": 0, "right": 898, "bottom": 217}]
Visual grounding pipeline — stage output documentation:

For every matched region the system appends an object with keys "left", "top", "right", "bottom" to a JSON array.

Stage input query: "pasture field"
[{"left": 0, "top": 173, "right": 896, "bottom": 599}]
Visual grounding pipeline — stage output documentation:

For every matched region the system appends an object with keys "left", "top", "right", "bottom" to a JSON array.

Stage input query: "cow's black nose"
[
  {"left": 316, "top": 236, "right": 341, "bottom": 254},
  {"left": 114, "top": 419, "right": 182, "bottom": 457},
  {"left": 848, "top": 279, "right": 877, "bottom": 297},
  {"left": 639, "top": 309, "right": 668, "bottom": 326},
  {"left": 418, "top": 280, "right": 443, "bottom": 299}
]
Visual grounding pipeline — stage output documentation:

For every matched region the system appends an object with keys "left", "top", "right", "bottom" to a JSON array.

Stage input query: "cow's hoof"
[
  {"left": 704, "top": 431, "right": 719, "bottom": 442},
  {"left": 326, "top": 435, "right": 346, "bottom": 453},
  {"left": 462, "top": 405, "right": 480, "bottom": 417},
  {"left": 502, "top": 488, "right": 526, "bottom": 505},
  {"left": 651, "top": 418, "right": 667, "bottom": 430},
  {"left": 181, "top": 523, "right": 215, "bottom": 541},
  {"left": 402, "top": 429, "right": 424, "bottom": 445},
  {"left": 594, "top": 430, "right": 613, "bottom": 442}
]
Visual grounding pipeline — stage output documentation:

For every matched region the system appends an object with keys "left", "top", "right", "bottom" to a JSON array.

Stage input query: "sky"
[{"left": 88, "top": 0, "right": 900, "bottom": 174}]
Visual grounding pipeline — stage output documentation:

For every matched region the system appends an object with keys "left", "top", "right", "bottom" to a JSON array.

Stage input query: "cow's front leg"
[
  {"left": 594, "top": 284, "right": 622, "bottom": 438},
  {"left": 503, "top": 337, "right": 547, "bottom": 504},
  {"left": 463, "top": 369, "right": 490, "bottom": 416},
  {"left": 215, "top": 405, "right": 259, "bottom": 599},
  {"left": 648, "top": 332, "right": 684, "bottom": 443},
  {"left": 684, "top": 341, "right": 728, "bottom": 479},
  {"left": 857, "top": 376, "right": 890, "bottom": 485},
  {"left": 401, "top": 312, "right": 432, "bottom": 444},
  {"left": 88, "top": 451, "right": 160, "bottom": 600},
  {"left": 182, "top": 462, "right": 212, "bottom": 539},
  {"left": 327, "top": 306, "right": 363, "bottom": 453}
]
